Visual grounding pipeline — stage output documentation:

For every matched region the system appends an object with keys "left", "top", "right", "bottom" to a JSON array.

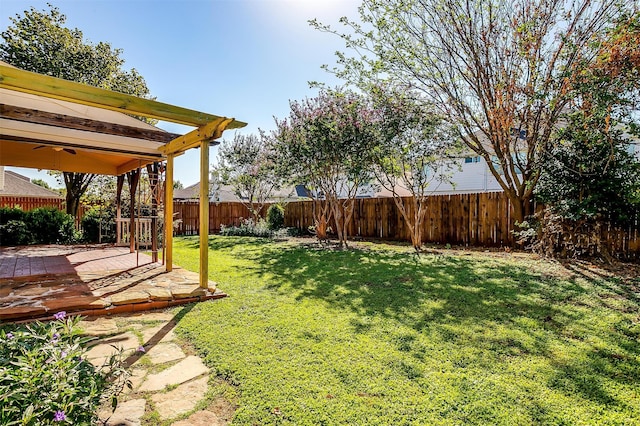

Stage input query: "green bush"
[
  {"left": 0, "top": 313, "right": 131, "bottom": 425},
  {"left": 266, "top": 204, "right": 285, "bottom": 230},
  {"left": 220, "top": 218, "right": 272, "bottom": 237},
  {"left": 81, "top": 206, "right": 116, "bottom": 243},
  {"left": 26, "top": 207, "right": 78, "bottom": 244},
  {"left": 0, "top": 207, "right": 30, "bottom": 245},
  {"left": 0, "top": 219, "right": 32, "bottom": 245},
  {"left": 0, "top": 206, "right": 26, "bottom": 223}
]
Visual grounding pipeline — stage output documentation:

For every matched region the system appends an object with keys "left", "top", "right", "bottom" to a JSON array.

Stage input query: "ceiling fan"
[{"left": 33, "top": 145, "right": 77, "bottom": 155}]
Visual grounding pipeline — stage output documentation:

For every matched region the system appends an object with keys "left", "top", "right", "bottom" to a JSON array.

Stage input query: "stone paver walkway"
[{"left": 81, "top": 309, "right": 234, "bottom": 425}]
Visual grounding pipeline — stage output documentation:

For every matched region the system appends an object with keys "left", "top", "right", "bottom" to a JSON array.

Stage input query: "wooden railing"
[{"left": 116, "top": 218, "right": 153, "bottom": 248}]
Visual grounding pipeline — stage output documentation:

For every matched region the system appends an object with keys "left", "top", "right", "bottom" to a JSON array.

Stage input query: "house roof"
[
  {"left": 174, "top": 182, "right": 297, "bottom": 202},
  {"left": 0, "top": 168, "right": 62, "bottom": 198}
]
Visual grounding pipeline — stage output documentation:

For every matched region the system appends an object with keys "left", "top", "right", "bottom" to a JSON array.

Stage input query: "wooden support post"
[
  {"left": 165, "top": 154, "right": 174, "bottom": 272},
  {"left": 127, "top": 169, "right": 141, "bottom": 254},
  {"left": 199, "top": 140, "right": 210, "bottom": 289},
  {"left": 146, "top": 162, "right": 160, "bottom": 263},
  {"left": 115, "top": 175, "right": 125, "bottom": 245}
]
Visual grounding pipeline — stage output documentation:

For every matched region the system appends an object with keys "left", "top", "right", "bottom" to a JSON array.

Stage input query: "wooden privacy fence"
[
  {"left": 285, "top": 192, "right": 517, "bottom": 246},
  {"left": 0, "top": 196, "right": 63, "bottom": 211},
  {"left": 173, "top": 201, "right": 263, "bottom": 235},
  {"left": 172, "top": 193, "right": 640, "bottom": 256}
]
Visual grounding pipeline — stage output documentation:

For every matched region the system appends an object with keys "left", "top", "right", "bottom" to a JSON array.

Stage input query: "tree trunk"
[
  {"left": 65, "top": 190, "right": 80, "bottom": 217},
  {"left": 63, "top": 172, "right": 94, "bottom": 218}
]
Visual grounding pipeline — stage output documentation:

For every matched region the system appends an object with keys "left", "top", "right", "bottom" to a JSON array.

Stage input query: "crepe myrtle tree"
[
  {"left": 1, "top": 5, "right": 154, "bottom": 217},
  {"left": 213, "top": 132, "right": 282, "bottom": 221},
  {"left": 312, "top": 0, "right": 633, "bottom": 225},
  {"left": 372, "top": 84, "right": 460, "bottom": 252},
  {"left": 273, "top": 87, "right": 380, "bottom": 248}
]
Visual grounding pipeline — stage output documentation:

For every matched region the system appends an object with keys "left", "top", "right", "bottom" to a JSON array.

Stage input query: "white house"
[{"left": 429, "top": 130, "right": 640, "bottom": 195}]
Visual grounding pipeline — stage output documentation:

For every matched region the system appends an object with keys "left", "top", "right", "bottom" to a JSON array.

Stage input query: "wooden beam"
[
  {"left": 159, "top": 117, "right": 234, "bottom": 155},
  {"left": 165, "top": 154, "right": 174, "bottom": 272},
  {"left": 0, "top": 64, "right": 248, "bottom": 128},
  {"left": 199, "top": 141, "right": 210, "bottom": 289},
  {"left": 1, "top": 104, "right": 182, "bottom": 142},
  {"left": 117, "top": 159, "right": 154, "bottom": 176}
]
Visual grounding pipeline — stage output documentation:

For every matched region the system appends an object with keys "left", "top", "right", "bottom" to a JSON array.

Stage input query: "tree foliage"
[
  {"left": 273, "top": 88, "right": 380, "bottom": 247},
  {"left": 1, "top": 5, "right": 154, "bottom": 217},
  {"left": 371, "top": 84, "right": 458, "bottom": 251},
  {"left": 30, "top": 178, "right": 51, "bottom": 190},
  {"left": 214, "top": 133, "right": 282, "bottom": 221},
  {"left": 533, "top": 13, "right": 640, "bottom": 260},
  {"left": 313, "top": 0, "right": 632, "bottom": 224}
]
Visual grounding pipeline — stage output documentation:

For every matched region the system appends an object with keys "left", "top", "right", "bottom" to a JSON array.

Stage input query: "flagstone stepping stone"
[
  {"left": 171, "top": 410, "right": 226, "bottom": 426},
  {"left": 170, "top": 285, "right": 206, "bottom": 299},
  {"left": 110, "top": 290, "right": 150, "bottom": 305},
  {"left": 126, "top": 367, "right": 147, "bottom": 393},
  {"left": 128, "top": 311, "right": 175, "bottom": 322},
  {"left": 146, "top": 287, "right": 173, "bottom": 301},
  {"left": 44, "top": 296, "right": 109, "bottom": 312},
  {"left": 141, "top": 323, "right": 177, "bottom": 344},
  {"left": 102, "top": 398, "right": 146, "bottom": 426},
  {"left": 146, "top": 342, "right": 186, "bottom": 364},
  {"left": 139, "top": 356, "right": 208, "bottom": 392},
  {"left": 151, "top": 376, "right": 208, "bottom": 419},
  {"left": 79, "top": 318, "right": 119, "bottom": 336},
  {"left": 85, "top": 331, "right": 140, "bottom": 366}
]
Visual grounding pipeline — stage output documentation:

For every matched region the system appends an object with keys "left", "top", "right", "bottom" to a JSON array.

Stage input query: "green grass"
[{"left": 172, "top": 235, "right": 640, "bottom": 425}]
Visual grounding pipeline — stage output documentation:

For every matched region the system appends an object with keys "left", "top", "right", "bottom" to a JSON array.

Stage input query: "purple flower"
[
  {"left": 137, "top": 346, "right": 146, "bottom": 353},
  {"left": 54, "top": 311, "right": 66, "bottom": 320},
  {"left": 53, "top": 410, "right": 66, "bottom": 422},
  {"left": 52, "top": 333, "right": 60, "bottom": 342},
  {"left": 6, "top": 332, "right": 13, "bottom": 339},
  {"left": 61, "top": 351, "right": 68, "bottom": 358}
]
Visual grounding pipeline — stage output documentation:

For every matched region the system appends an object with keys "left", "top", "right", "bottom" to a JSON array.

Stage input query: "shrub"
[
  {"left": 0, "top": 207, "right": 30, "bottom": 245},
  {"left": 0, "top": 206, "right": 26, "bottom": 223},
  {"left": 266, "top": 204, "right": 285, "bottom": 230},
  {"left": 81, "top": 206, "right": 116, "bottom": 243},
  {"left": 0, "top": 313, "right": 130, "bottom": 425},
  {"left": 220, "top": 218, "right": 272, "bottom": 238},
  {"left": 0, "top": 219, "right": 32, "bottom": 245},
  {"left": 27, "top": 207, "right": 78, "bottom": 244}
]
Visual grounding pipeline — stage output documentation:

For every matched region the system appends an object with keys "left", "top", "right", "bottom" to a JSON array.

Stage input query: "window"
[
  {"left": 510, "top": 127, "right": 527, "bottom": 140},
  {"left": 464, "top": 156, "right": 481, "bottom": 163}
]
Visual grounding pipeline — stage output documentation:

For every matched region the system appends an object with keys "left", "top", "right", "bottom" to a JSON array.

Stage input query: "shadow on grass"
[{"left": 236, "top": 241, "right": 640, "bottom": 410}]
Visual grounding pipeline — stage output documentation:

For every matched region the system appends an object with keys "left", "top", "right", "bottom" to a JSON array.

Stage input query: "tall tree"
[
  {"left": 213, "top": 133, "right": 282, "bottom": 221},
  {"left": 371, "top": 84, "right": 458, "bottom": 251},
  {"left": 312, "top": 0, "right": 631, "bottom": 224},
  {"left": 273, "top": 88, "right": 380, "bottom": 248},
  {"left": 1, "top": 5, "right": 153, "bottom": 216},
  {"left": 533, "top": 13, "right": 640, "bottom": 259}
]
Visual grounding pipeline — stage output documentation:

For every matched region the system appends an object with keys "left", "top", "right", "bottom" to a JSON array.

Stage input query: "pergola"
[{"left": 0, "top": 63, "right": 246, "bottom": 288}]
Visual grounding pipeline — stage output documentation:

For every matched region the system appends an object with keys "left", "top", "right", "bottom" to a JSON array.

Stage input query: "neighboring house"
[
  {"left": 0, "top": 166, "right": 63, "bottom": 209},
  {"left": 428, "top": 154, "right": 509, "bottom": 194},
  {"left": 174, "top": 182, "right": 298, "bottom": 203},
  {"left": 174, "top": 181, "right": 411, "bottom": 203},
  {"left": 429, "top": 128, "right": 640, "bottom": 195}
]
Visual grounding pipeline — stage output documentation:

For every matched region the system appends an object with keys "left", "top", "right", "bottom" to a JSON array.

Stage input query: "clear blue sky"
[{"left": 1, "top": 0, "right": 359, "bottom": 187}]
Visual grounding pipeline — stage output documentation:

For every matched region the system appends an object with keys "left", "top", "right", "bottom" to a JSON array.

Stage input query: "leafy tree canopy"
[{"left": 312, "top": 0, "right": 634, "bottom": 223}]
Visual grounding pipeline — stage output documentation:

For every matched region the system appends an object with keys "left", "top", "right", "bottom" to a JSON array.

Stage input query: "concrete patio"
[{"left": 0, "top": 245, "right": 225, "bottom": 322}]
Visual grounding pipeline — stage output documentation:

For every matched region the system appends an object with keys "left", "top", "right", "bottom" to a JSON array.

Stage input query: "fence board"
[
  {"left": 170, "top": 193, "right": 640, "bottom": 258},
  {"left": 0, "top": 196, "right": 63, "bottom": 211}
]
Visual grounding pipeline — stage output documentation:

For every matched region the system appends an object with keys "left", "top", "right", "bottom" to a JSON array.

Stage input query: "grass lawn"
[{"left": 171, "top": 235, "right": 639, "bottom": 425}]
